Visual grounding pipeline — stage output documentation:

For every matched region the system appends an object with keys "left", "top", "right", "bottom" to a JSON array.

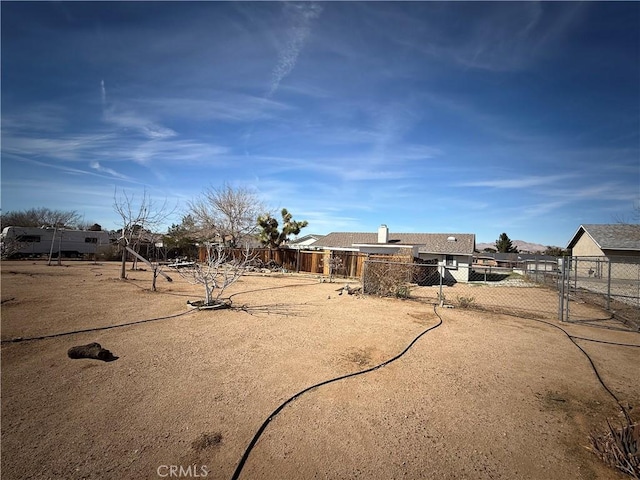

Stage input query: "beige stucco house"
[
  {"left": 566, "top": 224, "right": 640, "bottom": 279},
  {"left": 567, "top": 224, "right": 640, "bottom": 257}
]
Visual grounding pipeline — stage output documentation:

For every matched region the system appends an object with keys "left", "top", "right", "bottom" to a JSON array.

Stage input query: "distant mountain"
[{"left": 476, "top": 240, "right": 558, "bottom": 253}]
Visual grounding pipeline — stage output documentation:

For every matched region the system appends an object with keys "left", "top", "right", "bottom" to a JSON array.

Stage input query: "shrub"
[
  {"left": 456, "top": 295, "right": 476, "bottom": 309},
  {"left": 589, "top": 419, "right": 639, "bottom": 478},
  {"left": 363, "top": 258, "right": 413, "bottom": 298},
  {"left": 394, "top": 284, "right": 411, "bottom": 299}
]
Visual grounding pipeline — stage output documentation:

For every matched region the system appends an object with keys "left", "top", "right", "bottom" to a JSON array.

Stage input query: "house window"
[
  {"left": 85, "top": 237, "right": 98, "bottom": 243},
  {"left": 16, "top": 235, "right": 40, "bottom": 242},
  {"left": 445, "top": 255, "right": 457, "bottom": 267}
]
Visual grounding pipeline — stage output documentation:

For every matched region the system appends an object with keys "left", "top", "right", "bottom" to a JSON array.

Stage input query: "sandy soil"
[{"left": 1, "top": 260, "right": 639, "bottom": 480}]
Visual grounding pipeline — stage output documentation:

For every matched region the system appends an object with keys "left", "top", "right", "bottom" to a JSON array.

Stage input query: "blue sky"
[{"left": 2, "top": 1, "right": 638, "bottom": 247}]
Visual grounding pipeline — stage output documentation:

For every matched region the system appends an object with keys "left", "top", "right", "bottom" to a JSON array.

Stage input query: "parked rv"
[{"left": 1, "top": 226, "right": 112, "bottom": 258}]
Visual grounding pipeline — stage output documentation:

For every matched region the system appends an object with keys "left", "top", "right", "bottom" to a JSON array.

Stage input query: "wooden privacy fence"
[{"left": 200, "top": 247, "right": 366, "bottom": 278}]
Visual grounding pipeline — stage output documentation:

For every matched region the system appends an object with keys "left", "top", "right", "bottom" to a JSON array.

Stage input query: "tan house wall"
[
  {"left": 569, "top": 227, "right": 639, "bottom": 280},
  {"left": 571, "top": 233, "right": 604, "bottom": 257}
]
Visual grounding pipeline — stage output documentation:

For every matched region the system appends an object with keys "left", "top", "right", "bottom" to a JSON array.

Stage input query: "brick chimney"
[{"left": 378, "top": 224, "right": 389, "bottom": 243}]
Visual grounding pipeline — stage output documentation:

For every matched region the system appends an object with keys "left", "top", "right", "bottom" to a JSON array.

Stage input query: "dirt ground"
[{"left": 2, "top": 260, "right": 639, "bottom": 480}]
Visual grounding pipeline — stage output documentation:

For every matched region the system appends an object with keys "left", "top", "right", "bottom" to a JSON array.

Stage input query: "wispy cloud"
[
  {"left": 3, "top": 100, "right": 232, "bottom": 170},
  {"left": 2, "top": 2, "right": 636, "bottom": 245},
  {"left": 103, "top": 106, "right": 177, "bottom": 140},
  {"left": 132, "top": 94, "right": 292, "bottom": 122},
  {"left": 520, "top": 200, "right": 569, "bottom": 218},
  {"left": 101, "top": 79, "right": 107, "bottom": 108},
  {"left": 457, "top": 174, "right": 573, "bottom": 189},
  {"left": 251, "top": 150, "right": 432, "bottom": 182},
  {"left": 2, "top": 132, "right": 117, "bottom": 161},
  {"left": 267, "top": 2, "right": 323, "bottom": 98},
  {"left": 542, "top": 182, "right": 638, "bottom": 202},
  {"left": 128, "top": 139, "right": 230, "bottom": 166},
  {"left": 1, "top": 105, "right": 69, "bottom": 133},
  {"left": 89, "top": 161, "right": 132, "bottom": 181},
  {"left": 417, "top": 3, "right": 584, "bottom": 72},
  {"left": 6, "top": 153, "right": 140, "bottom": 184}
]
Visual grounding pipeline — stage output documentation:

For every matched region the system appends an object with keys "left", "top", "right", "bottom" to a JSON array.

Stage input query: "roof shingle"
[
  {"left": 568, "top": 224, "right": 640, "bottom": 251},
  {"left": 312, "top": 232, "right": 475, "bottom": 255}
]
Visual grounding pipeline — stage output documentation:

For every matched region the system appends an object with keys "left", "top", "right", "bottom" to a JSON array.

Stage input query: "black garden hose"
[
  {"left": 230, "top": 303, "right": 444, "bottom": 480},
  {"left": 1, "top": 278, "right": 319, "bottom": 344},
  {"left": 230, "top": 306, "right": 638, "bottom": 479},
  {"left": 527, "top": 317, "right": 634, "bottom": 423},
  {"left": 488, "top": 312, "right": 636, "bottom": 423},
  {"left": 0, "top": 309, "right": 198, "bottom": 344}
]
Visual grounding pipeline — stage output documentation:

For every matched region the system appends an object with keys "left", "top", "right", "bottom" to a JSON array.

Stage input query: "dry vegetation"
[{"left": 2, "top": 260, "right": 639, "bottom": 480}]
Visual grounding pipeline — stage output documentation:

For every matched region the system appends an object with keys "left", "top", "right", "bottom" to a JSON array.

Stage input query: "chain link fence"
[
  {"left": 362, "top": 256, "right": 640, "bottom": 330},
  {"left": 363, "top": 258, "right": 562, "bottom": 319},
  {"left": 558, "top": 256, "right": 640, "bottom": 329}
]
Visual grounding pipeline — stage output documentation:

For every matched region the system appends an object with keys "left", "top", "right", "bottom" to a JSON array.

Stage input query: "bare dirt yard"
[{"left": 2, "top": 260, "right": 639, "bottom": 480}]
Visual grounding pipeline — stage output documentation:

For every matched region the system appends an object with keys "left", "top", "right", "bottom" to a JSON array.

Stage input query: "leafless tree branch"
[
  {"left": 113, "top": 188, "right": 176, "bottom": 279},
  {"left": 173, "top": 244, "right": 256, "bottom": 307},
  {"left": 188, "top": 183, "right": 265, "bottom": 247}
]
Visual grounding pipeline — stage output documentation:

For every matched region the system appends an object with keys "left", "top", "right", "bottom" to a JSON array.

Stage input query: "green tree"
[
  {"left": 164, "top": 215, "right": 198, "bottom": 258},
  {"left": 257, "top": 208, "right": 308, "bottom": 249},
  {"left": 495, "top": 233, "right": 518, "bottom": 253},
  {"left": 543, "top": 246, "right": 569, "bottom": 257}
]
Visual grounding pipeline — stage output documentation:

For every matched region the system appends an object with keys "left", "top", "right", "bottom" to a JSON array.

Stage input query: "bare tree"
[
  {"left": 321, "top": 252, "right": 344, "bottom": 283},
  {"left": 44, "top": 210, "right": 84, "bottom": 266},
  {"left": 189, "top": 183, "right": 264, "bottom": 247},
  {"left": 123, "top": 244, "right": 172, "bottom": 292},
  {"left": 173, "top": 244, "right": 255, "bottom": 308},
  {"left": 0, "top": 235, "right": 25, "bottom": 259},
  {"left": 1, "top": 207, "right": 81, "bottom": 229},
  {"left": 75, "top": 221, "right": 103, "bottom": 231},
  {"left": 113, "top": 188, "right": 174, "bottom": 280},
  {"left": 615, "top": 199, "right": 640, "bottom": 225}
]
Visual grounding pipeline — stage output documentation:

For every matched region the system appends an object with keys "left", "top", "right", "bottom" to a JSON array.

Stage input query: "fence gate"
[{"left": 558, "top": 256, "right": 640, "bottom": 330}]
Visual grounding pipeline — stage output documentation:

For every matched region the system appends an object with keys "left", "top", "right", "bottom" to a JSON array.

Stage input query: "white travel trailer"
[{"left": 1, "top": 226, "right": 112, "bottom": 258}]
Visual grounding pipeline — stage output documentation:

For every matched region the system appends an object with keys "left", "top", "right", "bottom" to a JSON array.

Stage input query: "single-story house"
[
  {"left": 567, "top": 224, "right": 640, "bottom": 258},
  {"left": 285, "top": 234, "right": 324, "bottom": 250},
  {"left": 516, "top": 254, "right": 559, "bottom": 273},
  {"left": 473, "top": 255, "right": 498, "bottom": 267},
  {"left": 566, "top": 224, "right": 640, "bottom": 279},
  {"left": 473, "top": 252, "right": 559, "bottom": 270},
  {"left": 311, "top": 225, "right": 476, "bottom": 283}
]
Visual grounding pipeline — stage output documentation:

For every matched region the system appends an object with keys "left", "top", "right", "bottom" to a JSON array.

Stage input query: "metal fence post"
[
  {"left": 439, "top": 262, "right": 444, "bottom": 306},
  {"left": 606, "top": 258, "right": 612, "bottom": 311},
  {"left": 565, "top": 259, "right": 571, "bottom": 322},
  {"left": 558, "top": 258, "right": 565, "bottom": 322}
]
